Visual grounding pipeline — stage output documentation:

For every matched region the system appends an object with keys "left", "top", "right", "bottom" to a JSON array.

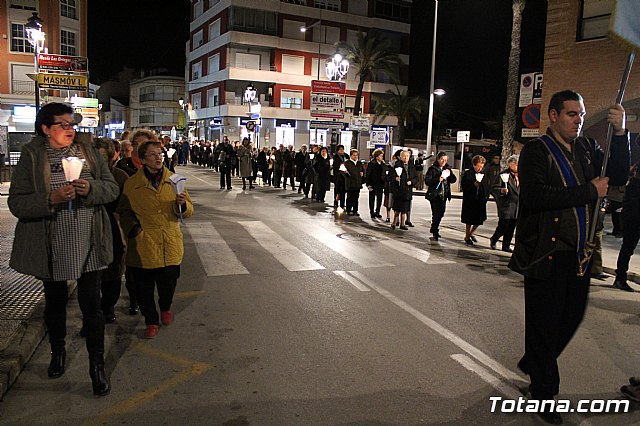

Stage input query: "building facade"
[
  {"left": 0, "top": 0, "right": 88, "bottom": 139},
  {"left": 186, "top": 0, "right": 411, "bottom": 151},
  {"left": 541, "top": 0, "right": 640, "bottom": 141},
  {"left": 129, "top": 74, "right": 185, "bottom": 138}
]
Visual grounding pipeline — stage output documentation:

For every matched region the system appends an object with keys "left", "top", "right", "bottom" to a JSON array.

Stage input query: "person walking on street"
[
  {"left": 217, "top": 137, "right": 235, "bottom": 190},
  {"left": 314, "top": 146, "right": 331, "bottom": 203},
  {"left": 509, "top": 90, "right": 629, "bottom": 425},
  {"left": 8, "top": 103, "right": 119, "bottom": 396},
  {"left": 343, "top": 149, "right": 364, "bottom": 215},
  {"left": 295, "top": 145, "right": 307, "bottom": 193},
  {"left": 390, "top": 150, "right": 416, "bottom": 230},
  {"left": 461, "top": 155, "right": 490, "bottom": 245},
  {"left": 489, "top": 155, "right": 519, "bottom": 252},
  {"left": 333, "top": 145, "right": 347, "bottom": 213},
  {"left": 237, "top": 137, "right": 255, "bottom": 190},
  {"left": 414, "top": 152, "right": 425, "bottom": 191},
  {"left": 424, "top": 151, "right": 457, "bottom": 241},
  {"left": 273, "top": 144, "right": 285, "bottom": 188},
  {"left": 366, "top": 148, "right": 385, "bottom": 219}
]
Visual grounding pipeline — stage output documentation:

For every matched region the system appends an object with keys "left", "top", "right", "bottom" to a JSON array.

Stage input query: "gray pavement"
[{"left": 0, "top": 167, "right": 640, "bottom": 424}]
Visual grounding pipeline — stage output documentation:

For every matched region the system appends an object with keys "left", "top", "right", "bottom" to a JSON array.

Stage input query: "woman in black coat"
[
  {"left": 461, "top": 155, "right": 490, "bottom": 245},
  {"left": 390, "top": 150, "right": 417, "bottom": 230},
  {"left": 314, "top": 146, "right": 331, "bottom": 202},
  {"left": 489, "top": 155, "right": 519, "bottom": 252},
  {"left": 366, "top": 148, "right": 386, "bottom": 219},
  {"left": 424, "top": 151, "right": 457, "bottom": 241}
]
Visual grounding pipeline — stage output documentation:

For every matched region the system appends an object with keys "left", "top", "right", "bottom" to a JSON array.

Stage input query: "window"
[
  {"left": 374, "top": 0, "right": 410, "bottom": 23},
  {"left": 207, "top": 88, "right": 219, "bottom": 107},
  {"left": 348, "top": 0, "right": 367, "bottom": 16},
  {"left": 236, "top": 52, "right": 260, "bottom": 69},
  {"left": 208, "top": 54, "right": 220, "bottom": 74},
  {"left": 193, "top": 30, "right": 204, "bottom": 49},
  {"left": 313, "top": 26, "right": 340, "bottom": 45},
  {"left": 10, "top": 23, "right": 34, "bottom": 53},
  {"left": 282, "top": 20, "right": 306, "bottom": 40},
  {"left": 578, "top": 0, "right": 612, "bottom": 41},
  {"left": 281, "top": 55, "right": 305, "bottom": 75},
  {"left": 11, "top": 63, "right": 35, "bottom": 94},
  {"left": 61, "top": 0, "right": 78, "bottom": 19},
  {"left": 280, "top": 90, "right": 303, "bottom": 109},
  {"left": 194, "top": 0, "right": 203, "bottom": 19},
  {"left": 209, "top": 19, "right": 221, "bottom": 41},
  {"left": 60, "top": 29, "right": 76, "bottom": 55},
  {"left": 9, "top": 0, "right": 36, "bottom": 10},
  {"left": 229, "top": 7, "right": 277, "bottom": 36},
  {"left": 314, "top": 0, "right": 340, "bottom": 11},
  {"left": 192, "top": 62, "right": 202, "bottom": 80},
  {"left": 191, "top": 92, "right": 202, "bottom": 109}
]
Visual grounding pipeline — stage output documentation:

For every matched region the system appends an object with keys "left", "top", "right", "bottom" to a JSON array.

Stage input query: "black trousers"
[
  {"left": 124, "top": 268, "right": 137, "bottom": 308},
  {"left": 334, "top": 186, "right": 346, "bottom": 209},
  {"left": 429, "top": 197, "right": 446, "bottom": 234},
  {"left": 131, "top": 266, "right": 180, "bottom": 326},
  {"left": 369, "top": 188, "right": 383, "bottom": 215},
  {"left": 490, "top": 218, "right": 517, "bottom": 249},
  {"left": 616, "top": 198, "right": 640, "bottom": 280},
  {"left": 273, "top": 167, "right": 282, "bottom": 187},
  {"left": 346, "top": 189, "right": 360, "bottom": 213},
  {"left": 44, "top": 270, "right": 105, "bottom": 358},
  {"left": 220, "top": 167, "right": 231, "bottom": 189},
  {"left": 101, "top": 277, "right": 121, "bottom": 315},
  {"left": 610, "top": 199, "right": 624, "bottom": 234},
  {"left": 520, "top": 253, "right": 590, "bottom": 399},
  {"left": 283, "top": 174, "right": 295, "bottom": 189}
]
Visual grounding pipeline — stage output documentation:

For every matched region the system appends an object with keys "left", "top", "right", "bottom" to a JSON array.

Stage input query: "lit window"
[
  {"left": 281, "top": 90, "right": 303, "bottom": 109},
  {"left": 314, "top": 0, "right": 340, "bottom": 11},
  {"left": 10, "top": 23, "right": 34, "bottom": 53},
  {"left": 9, "top": 0, "right": 37, "bottom": 11},
  {"left": 61, "top": 0, "right": 78, "bottom": 19},
  {"left": 578, "top": 0, "right": 612, "bottom": 41},
  {"left": 61, "top": 29, "right": 77, "bottom": 56}
]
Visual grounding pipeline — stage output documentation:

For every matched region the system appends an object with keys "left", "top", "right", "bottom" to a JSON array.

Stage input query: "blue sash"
[{"left": 540, "top": 135, "right": 590, "bottom": 271}]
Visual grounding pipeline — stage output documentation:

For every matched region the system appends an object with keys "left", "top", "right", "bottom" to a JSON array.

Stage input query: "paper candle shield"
[
  {"left": 309, "top": 154, "right": 315, "bottom": 160},
  {"left": 270, "top": 155, "right": 275, "bottom": 160},
  {"left": 441, "top": 169, "right": 450, "bottom": 179},
  {"left": 62, "top": 157, "right": 85, "bottom": 182},
  {"left": 339, "top": 163, "right": 347, "bottom": 172},
  {"left": 169, "top": 174, "right": 186, "bottom": 194},
  {"left": 475, "top": 173, "right": 484, "bottom": 182},
  {"left": 500, "top": 173, "right": 510, "bottom": 183},
  {"left": 395, "top": 167, "right": 403, "bottom": 176},
  {"left": 167, "top": 148, "right": 176, "bottom": 158}
]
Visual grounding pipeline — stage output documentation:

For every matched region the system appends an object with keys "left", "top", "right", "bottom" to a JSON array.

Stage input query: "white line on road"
[
  {"left": 240, "top": 221, "right": 325, "bottom": 272},
  {"left": 362, "top": 279, "right": 524, "bottom": 383},
  {"left": 180, "top": 169, "right": 217, "bottom": 187},
  {"left": 334, "top": 271, "right": 371, "bottom": 292},
  {"left": 451, "top": 354, "right": 522, "bottom": 400},
  {"left": 185, "top": 222, "right": 250, "bottom": 277}
]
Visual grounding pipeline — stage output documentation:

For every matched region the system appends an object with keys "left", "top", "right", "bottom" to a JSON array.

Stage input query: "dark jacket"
[
  {"left": 424, "top": 163, "right": 457, "bottom": 201},
  {"left": 509, "top": 130, "right": 630, "bottom": 279},
  {"left": 366, "top": 159, "right": 385, "bottom": 190},
  {"left": 257, "top": 150, "right": 268, "bottom": 172},
  {"left": 390, "top": 160, "right": 417, "bottom": 201},
  {"left": 295, "top": 151, "right": 307, "bottom": 181},
  {"left": 116, "top": 157, "right": 138, "bottom": 177},
  {"left": 491, "top": 169, "right": 519, "bottom": 220},
  {"left": 460, "top": 168, "right": 490, "bottom": 225},
  {"left": 314, "top": 155, "right": 331, "bottom": 191},
  {"left": 343, "top": 159, "right": 364, "bottom": 190},
  {"left": 332, "top": 153, "right": 346, "bottom": 188}
]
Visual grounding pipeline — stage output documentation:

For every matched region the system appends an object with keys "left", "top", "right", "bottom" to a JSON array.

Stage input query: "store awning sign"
[{"left": 37, "top": 73, "right": 88, "bottom": 90}]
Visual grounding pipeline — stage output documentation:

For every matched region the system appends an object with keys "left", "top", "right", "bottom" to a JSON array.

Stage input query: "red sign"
[
  {"left": 311, "top": 80, "right": 346, "bottom": 95},
  {"left": 37, "top": 54, "right": 88, "bottom": 73},
  {"left": 522, "top": 104, "right": 541, "bottom": 129}
]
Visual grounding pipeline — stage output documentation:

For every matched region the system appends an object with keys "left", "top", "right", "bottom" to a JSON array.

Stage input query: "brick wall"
[{"left": 541, "top": 0, "right": 640, "bottom": 142}]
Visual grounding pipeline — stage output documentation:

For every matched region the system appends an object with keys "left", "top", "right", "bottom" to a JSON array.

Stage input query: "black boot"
[
  {"left": 48, "top": 346, "right": 66, "bottom": 378},
  {"left": 89, "top": 361, "right": 111, "bottom": 396}
]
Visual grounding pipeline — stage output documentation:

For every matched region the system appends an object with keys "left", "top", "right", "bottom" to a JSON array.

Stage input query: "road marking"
[
  {"left": 334, "top": 271, "right": 370, "bottom": 291},
  {"left": 298, "top": 223, "right": 394, "bottom": 268},
  {"left": 240, "top": 221, "right": 325, "bottom": 271},
  {"left": 86, "top": 343, "right": 209, "bottom": 425},
  {"left": 185, "top": 222, "right": 250, "bottom": 276},
  {"left": 181, "top": 169, "right": 216, "bottom": 187},
  {"left": 451, "top": 354, "right": 522, "bottom": 400},
  {"left": 363, "top": 279, "right": 523, "bottom": 383}
]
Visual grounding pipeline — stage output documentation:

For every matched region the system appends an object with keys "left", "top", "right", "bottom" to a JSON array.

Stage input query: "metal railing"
[{"left": 11, "top": 80, "right": 35, "bottom": 95}]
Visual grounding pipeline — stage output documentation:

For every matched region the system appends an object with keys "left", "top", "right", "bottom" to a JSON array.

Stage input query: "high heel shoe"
[
  {"left": 464, "top": 237, "right": 474, "bottom": 246},
  {"left": 90, "top": 363, "right": 111, "bottom": 396},
  {"left": 48, "top": 347, "right": 66, "bottom": 378}
]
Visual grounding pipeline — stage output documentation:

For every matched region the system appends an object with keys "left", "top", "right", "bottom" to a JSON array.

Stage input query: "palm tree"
[
  {"left": 501, "top": 0, "right": 526, "bottom": 165},
  {"left": 374, "top": 86, "right": 425, "bottom": 147},
  {"left": 337, "top": 31, "right": 403, "bottom": 147}
]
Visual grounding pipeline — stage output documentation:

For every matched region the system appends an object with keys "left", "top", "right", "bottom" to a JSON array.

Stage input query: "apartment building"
[
  {"left": 540, "top": 0, "right": 639, "bottom": 141},
  {"left": 0, "top": 0, "right": 87, "bottom": 141},
  {"left": 129, "top": 73, "right": 185, "bottom": 137},
  {"left": 186, "top": 0, "right": 411, "bottom": 151}
]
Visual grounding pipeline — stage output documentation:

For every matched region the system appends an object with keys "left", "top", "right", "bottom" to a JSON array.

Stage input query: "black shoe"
[
  {"left": 353, "top": 212, "right": 360, "bottom": 216},
  {"left": 385, "top": 218, "right": 390, "bottom": 223},
  {"left": 621, "top": 383, "right": 640, "bottom": 402},
  {"left": 90, "top": 364, "right": 111, "bottom": 396},
  {"left": 48, "top": 348, "right": 66, "bottom": 378},
  {"left": 405, "top": 221, "right": 414, "bottom": 227},
  {"left": 376, "top": 214, "right": 383, "bottom": 219},
  {"left": 430, "top": 235, "right": 439, "bottom": 241},
  {"left": 465, "top": 237, "right": 474, "bottom": 246},
  {"left": 129, "top": 305, "right": 139, "bottom": 315},
  {"left": 537, "top": 410, "right": 563, "bottom": 425},
  {"left": 250, "top": 186, "right": 255, "bottom": 189},
  {"left": 613, "top": 278, "right": 635, "bottom": 292},
  {"left": 490, "top": 239, "right": 497, "bottom": 250},
  {"left": 220, "top": 187, "right": 225, "bottom": 190},
  {"left": 470, "top": 236, "right": 478, "bottom": 243},
  {"left": 371, "top": 214, "right": 377, "bottom": 219},
  {"left": 243, "top": 185, "right": 246, "bottom": 190},
  {"left": 104, "top": 309, "right": 116, "bottom": 324},
  {"left": 591, "top": 272, "right": 608, "bottom": 280},
  {"left": 502, "top": 247, "right": 513, "bottom": 253},
  {"left": 399, "top": 225, "right": 408, "bottom": 230}
]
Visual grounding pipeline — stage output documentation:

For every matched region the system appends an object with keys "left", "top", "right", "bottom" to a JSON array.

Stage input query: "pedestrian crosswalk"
[{"left": 184, "top": 219, "right": 454, "bottom": 278}]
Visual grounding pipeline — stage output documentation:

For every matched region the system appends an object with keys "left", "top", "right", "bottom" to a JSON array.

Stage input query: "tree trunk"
[
  {"left": 397, "top": 117, "right": 406, "bottom": 147},
  {"left": 501, "top": 0, "right": 525, "bottom": 167},
  {"left": 351, "top": 76, "right": 366, "bottom": 149}
]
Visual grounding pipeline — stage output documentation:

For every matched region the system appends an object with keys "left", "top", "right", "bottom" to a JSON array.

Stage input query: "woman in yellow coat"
[{"left": 117, "top": 140, "right": 193, "bottom": 338}]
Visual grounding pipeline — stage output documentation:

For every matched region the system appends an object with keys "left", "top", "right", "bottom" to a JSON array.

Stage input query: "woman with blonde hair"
[{"left": 460, "top": 155, "right": 490, "bottom": 245}]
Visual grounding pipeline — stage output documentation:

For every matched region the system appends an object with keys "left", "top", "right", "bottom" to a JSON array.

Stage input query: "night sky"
[{"left": 87, "top": 0, "right": 547, "bottom": 125}]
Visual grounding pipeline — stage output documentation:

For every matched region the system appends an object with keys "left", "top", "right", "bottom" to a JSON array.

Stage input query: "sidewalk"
[{"left": 0, "top": 180, "right": 638, "bottom": 399}]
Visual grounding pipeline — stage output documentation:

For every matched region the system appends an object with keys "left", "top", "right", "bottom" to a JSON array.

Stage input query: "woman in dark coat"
[
  {"left": 424, "top": 151, "right": 457, "bottom": 241},
  {"left": 314, "top": 146, "right": 331, "bottom": 202},
  {"left": 390, "top": 150, "right": 417, "bottom": 230},
  {"left": 366, "top": 148, "right": 385, "bottom": 219},
  {"left": 490, "top": 155, "right": 519, "bottom": 252},
  {"left": 461, "top": 155, "right": 490, "bottom": 245}
]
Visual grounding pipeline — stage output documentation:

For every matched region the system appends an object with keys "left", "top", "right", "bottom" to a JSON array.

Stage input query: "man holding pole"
[{"left": 509, "top": 90, "right": 629, "bottom": 424}]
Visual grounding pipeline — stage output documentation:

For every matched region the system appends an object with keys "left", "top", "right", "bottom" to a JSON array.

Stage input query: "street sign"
[
  {"left": 521, "top": 128, "right": 539, "bottom": 138},
  {"left": 37, "top": 73, "right": 88, "bottom": 90},
  {"left": 311, "top": 80, "right": 346, "bottom": 95},
  {"left": 38, "top": 54, "right": 88, "bottom": 73},
  {"left": 456, "top": 130, "right": 470, "bottom": 143},
  {"left": 74, "top": 107, "right": 99, "bottom": 127},
  {"left": 246, "top": 121, "right": 256, "bottom": 132},
  {"left": 350, "top": 116, "right": 370, "bottom": 131},
  {"left": 70, "top": 96, "right": 99, "bottom": 108},
  {"left": 310, "top": 120, "right": 345, "bottom": 129},
  {"left": 311, "top": 79, "right": 345, "bottom": 119},
  {"left": 522, "top": 104, "right": 541, "bottom": 129},
  {"left": 370, "top": 130, "right": 389, "bottom": 145}
]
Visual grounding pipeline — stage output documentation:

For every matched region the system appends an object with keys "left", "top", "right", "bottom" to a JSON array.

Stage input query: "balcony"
[{"left": 12, "top": 80, "right": 35, "bottom": 95}]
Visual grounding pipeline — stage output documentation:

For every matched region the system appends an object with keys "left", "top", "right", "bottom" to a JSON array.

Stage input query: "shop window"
[{"left": 577, "top": 0, "right": 612, "bottom": 41}]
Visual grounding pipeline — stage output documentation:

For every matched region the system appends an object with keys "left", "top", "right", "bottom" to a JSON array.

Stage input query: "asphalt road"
[{"left": 2, "top": 165, "right": 640, "bottom": 425}]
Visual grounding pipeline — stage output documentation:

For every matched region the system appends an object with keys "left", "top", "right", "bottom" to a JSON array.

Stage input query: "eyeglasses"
[
  {"left": 52, "top": 122, "right": 77, "bottom": 130},
  {"left": 145, "top": 152, "right": 164, "bottom": 158}
]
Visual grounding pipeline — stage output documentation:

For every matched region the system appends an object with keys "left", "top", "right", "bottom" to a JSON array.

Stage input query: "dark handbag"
[{"left": 425, "top": 185, "right": 438, "bottom": 201}]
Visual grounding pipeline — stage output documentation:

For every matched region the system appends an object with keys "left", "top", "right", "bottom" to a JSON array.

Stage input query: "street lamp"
[
  {"left": 301, "top": 20, "right": 323, "bottom": 79},
  {"left": 25, "top": 12, "right": 45, "bottom": 112},
  {"left": 425, "top": 0, "right": 440, "bottom": 157},
  {"left": 325, "top": 54, "right": 349, "bottom": 81}
]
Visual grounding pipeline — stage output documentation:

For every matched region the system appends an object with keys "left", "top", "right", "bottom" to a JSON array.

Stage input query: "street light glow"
[{"left": 434, "top": 88, "right": 446, "bottom": 96}]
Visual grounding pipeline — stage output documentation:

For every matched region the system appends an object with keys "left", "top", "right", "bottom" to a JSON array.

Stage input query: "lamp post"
[
  {"left": 425, "top": 0, "right": 439, "bottom": 157},
  {"left": 301, "top": 20, "right": 323, "bottom": 79},
  {"left": 243, "top": 83, "right": 257, "bottom": 105},
  {"left": 25, "top": 12, "right": 45, "bottom": 113},
  {"left": 178, "top": 97, "right": 188, "bottom": 138},
  {"left": 325, "top": 54, "right": 349, "bottom": 81}
]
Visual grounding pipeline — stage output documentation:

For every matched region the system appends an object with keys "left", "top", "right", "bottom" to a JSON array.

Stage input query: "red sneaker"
[
  {"left": 161, "top": 310, "right": 174, "bottom": 326},
  {"left": 144, "top": 325, "right": 159, "bottom": 339}
]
